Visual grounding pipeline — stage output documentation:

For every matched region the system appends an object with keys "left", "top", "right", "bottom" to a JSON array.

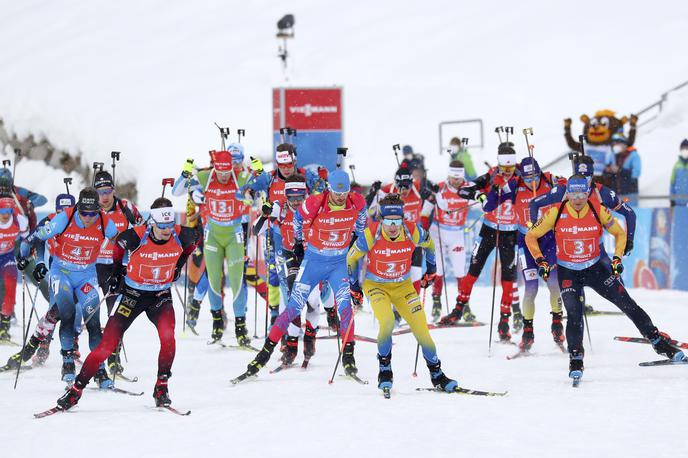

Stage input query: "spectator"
[
  {"left": 449, "top": 137, "right": 477, "bottom": 180},
  {"left": 670, "top": 139, "right": 688, "bottom": 207},
  {"left": 611, "top": 132, "right": 641, "bottom": 204},
  {"left": 401, "top": 145, "right": 424, "bottom": 172}
]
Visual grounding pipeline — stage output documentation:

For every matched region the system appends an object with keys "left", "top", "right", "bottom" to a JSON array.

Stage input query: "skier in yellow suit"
[{"left": 347, "top": 194, "right": 458, "bottom": 395}]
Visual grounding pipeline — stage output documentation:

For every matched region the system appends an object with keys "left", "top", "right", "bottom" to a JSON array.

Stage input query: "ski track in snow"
[{"left": 3, "top": 285, "right": 687, "bottom": 458}]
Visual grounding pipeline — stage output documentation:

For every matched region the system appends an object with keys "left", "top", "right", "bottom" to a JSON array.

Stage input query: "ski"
[
  {"left": 382, "top": 387, "right": 391, "bottom": 399},
  {"left": 506, "top": 349, "right": 531, "bottom": 360},
  {"left": 614, "top": 336, "right": 688, "bottom": 350},
  {"left": 495, "top": 340, "right": 518, "bottom": 347},
  {"left": 415, "top": 387, "right": 508, "bottom": 397},
  {"left": 339, "top": 373, "right": 369, "bottom": 385},
  {"left": 639, "top": 359, "right": 688, "bottom": 367},
  {"left": 34, "top": 406, "right": 67, "bottom": 419},
  {"left": 0, "top": 364, "right": 32, "bottom": 373},
  {"left": 209, "top": 339, "right": 260, "bottom": 352},
  {"left": 111, "top": 373, "right": 139, "bottom": 383},
  {"left": 149, "top": 405, "right": 191, "bottom": 416},
  {"left": 230, "top": 372, "right": 256, "bottom": 385},
  {"left": 393, "top": 322, "right": 485, "bottom": 336},
  {"left": 86, "top": 386, "right": 144, "bottom": 396},
  {"left": 555, "top": 342, "right": 567, "bottom": 353},
  {"left": 317, "top": 334, "right": 377, "bottom": 344},
  {"left": 270, "top": 363, "right": 294, "bottom": 374},
  {"left": 185, "top": 323, "right": 200, "bottom": 336},
  {"left": 587, "top": 310, "right": 623, "bottom": 316}
]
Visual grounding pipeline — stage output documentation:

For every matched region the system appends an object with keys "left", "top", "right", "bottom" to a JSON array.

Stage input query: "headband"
[
  {"left": 150, "top": 207, "right": 175, "bottom": 224},
  {"left": 380, "top": 204, "right": 404, "bottom": 218},
  {"left": 448, "top": 167, "right": 465, "bottom": 179}
]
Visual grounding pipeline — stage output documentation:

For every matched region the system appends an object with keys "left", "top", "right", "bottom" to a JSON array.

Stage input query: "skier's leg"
[
  {"left": 364, "top": 281, "right": 394, "bottom": 358},
  {"left": 392, "top": 281, "right": 438, "bottom": 362}
]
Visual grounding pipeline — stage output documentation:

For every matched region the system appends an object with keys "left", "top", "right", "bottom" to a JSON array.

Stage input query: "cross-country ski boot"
[
  {"left": 107, "top": 343, "right": 124, "bottom": 376},
  {"left": 431, "top": 295, "right": 442, "bottom": 321},
  {"left": 5, "top": 335, "right": 39, "bottom": 369},
  {"left": 0, "top": 314, "right": 11, "bottom": 343},
  {"left": 247, "top": 339, "right": 277, "bottom": 375},
  {"left": 281, "top": 336, "right": 298, "bottom": 365},
  {"left": 519, "top": 320, "right": 534, "bottom": 351},
  {"left": 439, "top": 299, "right": 467, "bottom": 325},
  {"left": 551, "top": 312, "right": 565, "bottom": 345},
  {"left": 427, "top": 359, "right": 457, "bottom": 392},
  {"left": 153, "top": 374, "right": 171, "bottom": 407},
  {"left": 186, "top": 299, "right": 201, "bottom": 331},
  {"left": 569, "top": 350, "right": 584, "bottom": 383},
  {"left": 235, "top": 317, "right": 251, "bottom": 347},
  {"left": 94, "top": 366, "right": 114, "bottom": 389},
  {"left": 648, "top": 329, "right": 686, "bottom": 362},
  {"left": 512, "top": 309, "right": 524, "bottom": 334},
  {"left": 462, "top": 303, "right": 476, "bottom": 322},
  {"left": 57, "top": 381, "right": 84, "bottom": 411},
  {"left": 210, "top": 309, "right": 224, "bottom": 343},
  {"left": 377, "top": 353, "right": 393, "bottom": 391},
  {"left": 303, "top": 321, "right": 317, "bottom": 359},
  {"left": 61, "top": 349, "right": 77, "bottom": 384},
  {"left": 342, "top": 342, "right": 358, "bottom": 376},
  {"left": 498, "top": 313, "right": 512, "bottom": 342}
]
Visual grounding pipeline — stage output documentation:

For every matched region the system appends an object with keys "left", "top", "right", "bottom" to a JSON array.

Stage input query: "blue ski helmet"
[
  {"left": 328, "top": 169, "right": 350, "bottom": 193},
  {"left": 227, "top": 143, "right": 245, "bottom": 162}
]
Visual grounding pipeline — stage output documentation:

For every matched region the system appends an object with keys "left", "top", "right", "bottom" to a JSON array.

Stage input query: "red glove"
[
  {"left": 318, "top": 167, "right": 329, "bottom": 180},
  {"left": 420, "top": 272, "right": 437, "bottom": 289}
]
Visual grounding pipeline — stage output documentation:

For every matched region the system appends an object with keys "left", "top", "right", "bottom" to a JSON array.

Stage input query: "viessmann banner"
[{"left": 272, "top": 87, "right": 343, "bottom": 171}]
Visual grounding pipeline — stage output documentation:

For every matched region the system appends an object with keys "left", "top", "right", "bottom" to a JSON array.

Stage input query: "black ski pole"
[
  {"left": 111, "top": 151, "right": 121, "bottom": 187},
  {"left": 237, "top": 129, "right": 245, "bottom": 144},
  {"left": 63, "top": 177, "right": 73, "bottom": 195},
  {"left": 92, "top": 162, "right": 104, "bottom": 186},
  {"left": 504, "top": 126, "right": 514, "bottom": 143},
  {"left": 182, "top": 258, "right": 189, "bottom": 334},
  {"left": 214, "top": 123, "right": 230, "bottom": 150},
  {"left": 436, "top": 226, "right": 451, "bottom": 314},
  {"left": 252, "top": 216, "right": 259, "bottom": 339},
  {"left": 392, "top": 144, "right": 401, "bottom": 167},
  {"left": 578, "top": 135, "right": 587, "bottom": 155},
  {"left": 279, "top": 127, "right": 286, "bottom": 143},
  {"left": 583, "top": 304, "right": 593, "bottom": 352},
  {"left": 522, "top": 128, "right": 536, "bottom": 198},
  {"left": 412, "top": 287, "right": 428, "bottom": 376},
  {"left": 328, "top": 304, "right": 357, "bottom": 384},
  {"left": 348, "top": 164, "right": 357, "bottom": 183},
  {"left": 487, "top": 190, "right": 502, "bottom": 357},
  {"left": 14, "top": 274, "right": 31, "bottom": 389}
]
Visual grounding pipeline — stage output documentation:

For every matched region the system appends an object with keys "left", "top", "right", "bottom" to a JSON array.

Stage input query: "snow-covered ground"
[
  {"left": 3, "top": 284, "right": 686, "bottom": 458},
  {"left": 1, "top": 1, "right": 688, "bottom": 207}
]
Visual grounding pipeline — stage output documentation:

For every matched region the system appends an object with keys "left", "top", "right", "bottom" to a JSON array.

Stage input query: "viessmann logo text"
[
  {"left": 289, "top": 104, "right": 338, "bottom": 117},
  {"left": 558, "top": 225, "right": 598, "bottom": 234}
]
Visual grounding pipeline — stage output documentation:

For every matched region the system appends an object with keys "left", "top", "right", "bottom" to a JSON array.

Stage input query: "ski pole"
[
  {"left": 464, "top": 213, "right": 483, "bottom": 233},
  {"left": 83, "top": 293, "right": 115, "bottom": 327},
  {"left": 182, "top": 259, "right": 189, "bottom": 335},
  {"left": 392, "top": 144, "right": 401, "bottom": 167},
  {"left": 92, "top": 162, "right": 104, "bottom": 186},
  {"left": 522, "top": 128, "right": 537, "bottom": 198},
  {"left": 252, "top": 209, "right": 260, "bottom": 339},
  {"left": 336, "top": 147, "right": 347, "bottom": 169},
  {"left": 436, "top": 225, "right": 451, "bottom": 315},
  {"left": 214, "top": 123, "right": 230, "bottom": 150},
  {"left": 494, "top": 127, "right": 504, "bottom": 144},
  {"left": 349, "top": 164, "right": 357, "bottom": 183},
  {"left": 447, "top": 200, "right": 482, "bottom": 214},
  {"left": 328, "top": 301, "right": 358, "bottom": 384},
  {"left": 504, "top": 126, "right": 513, "bottom": 144},
  {"left": 412, "top": 286, "right": 428, "bottom": 377},
  {"left": 487, "top": 189, "right": 502, "bottom": 357},
  {"left": 237, "top": 129, "right": 245, "bottom": 144},
  {"left": 264, "top": 219, "right": 273, "bottom": 337},
  {"left": 14, "top": 274, "right": 29, "bottom": 389},
  {"left": 583, "top": 302, "right": 593, "bottom": 352}
]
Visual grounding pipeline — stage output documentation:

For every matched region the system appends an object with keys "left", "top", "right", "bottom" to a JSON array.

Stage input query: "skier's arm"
[
  {"left": 346, "top": 228, "right": 372, "bottom": 283},
  {"left": 482, "top": 181, "right": 515, "bottom": 213},
  {"left": 529, "top": 186, "right": 565, "bottom": 224},
  {"left": 414, "top": 225, "right": 436, "bottom": 266},
  {"left": 112, "top": 229, "right": 140, "bottom": 275},
  {"left": 16, "top": 186, "right": 47, "bottom": 208},
  {"left": 599, "top": 205, "right": 626, "bottom": 258},
  {"left": 175, "top": 226, "right": 201, "bottom": 273},
  {"left": 600, "top": 186, "right": 636, "bottom": 244},
  {"left": 172, "top": 174, "right": 202, "bottom": 197},
  {"left": 525, "top": 208, "right": 557, "bottom": 260}
]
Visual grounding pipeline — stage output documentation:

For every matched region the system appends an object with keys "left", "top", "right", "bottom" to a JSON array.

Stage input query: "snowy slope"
[
  {"left": 2, "top": 285, "right": 687, "bottom": 458},
  {"left": 1, "top": 1, "right": 687, "bottom": 206}
]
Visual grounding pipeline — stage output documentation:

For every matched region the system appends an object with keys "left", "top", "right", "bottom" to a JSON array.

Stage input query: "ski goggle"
[
  {"left": 567, "top": 192, "right": 588, "bottom": 200},
  {"left": 330, "top": 190, "right": 348, "bottom": 198},
  {"left": 498, "top": 165, "right": 516, "bottom": 174},
  {"left": 277, "top": 162, "right": 295, "bottom": 169},
  {"left": 287, "top": 195, "right": 305, "bottom": 204},
  {"left": 0, "top": 208, "right": 12, "bottom": 215},
  {"left": 79, "top": 211, "right": 98, "bottom": 218},
  {"left": 395, "top": 180, "right": 412, "bottom": 190},
  {"left": 523, "top": 174, "right": 539, "bottom": 183},
  {"left": 382, "top": 217, "right": 403, "bottom": 226},
  {"left": 96, "top": 188, "right": 114, "bottom": 196},
  {"left": 155, "top": 221, "right": 175, "bottom": 229}
]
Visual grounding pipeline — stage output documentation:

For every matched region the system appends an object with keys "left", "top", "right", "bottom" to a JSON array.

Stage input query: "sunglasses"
[
  {"left": 330, "top": 190, "right": 348, "bottom": 198},
  {"left": 80, "top": 211, "right": 98, "bottom": 218},
  {"left": 523, "top": 175, "right": 539, "bottom": 183},
  {"left": 499, "top": 165, "right": 516, "bottom": 173},
  {"left": 382, "top": 218, "right": 403, "bottom": 226},
  {"left": 155, "top": 221, "right": 175, "bottom": 229},
  {"left": 287, "top": 196, "right": 305, "bottom": 204},
  {"left": 0, "top": 208, "right": 12, "bottom": 215},
  {"left": 277, "top": 162, "right": 295, "bottom": 169},
  {"left": 567, "top": 192, "right": 588, "bottom": 200},
  {"left": 97, "top": 188, "right": 114, "bottom": 196}
]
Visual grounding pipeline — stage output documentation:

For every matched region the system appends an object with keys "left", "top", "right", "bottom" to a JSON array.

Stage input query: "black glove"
[
  {"left": 371, "top": 181, "right": 382, "bottom": 193},
  {"left": 108, "top": 267, "right": 126, "bottom": 295},
  {"left": 261, "top": 201, "right": 273, "bottom": 217},
  {"left": 623, "top": 239, "right": 634, "bottom": 256},
  {"left": 458, "top": 187, "right": 475, "bottom": 200},
  {"left": 420, "top": 187, "right": 433, "bottom": 201},
  {"left": 292, "top": 240, "right": 305, "bottom": 264},
  {"left": 535, "top": 257, "right": 550, "bottom": 280},
  {"left": 173, "top": 266, "right": 182, "bottom": 282},
  {"left": 16, "top": 256, "right": 30, "bottom": 271},
  {"left": 32, "top": 263, "right": 48, "bottom": 282}
]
